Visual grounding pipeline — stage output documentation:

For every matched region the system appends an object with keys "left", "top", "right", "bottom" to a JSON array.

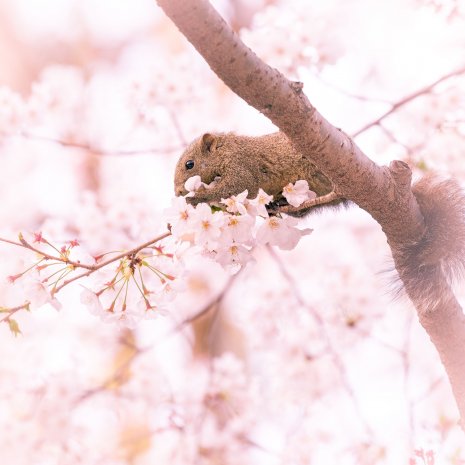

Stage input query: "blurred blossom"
[
  {"left": 0, "top": 86, "right": 25, "bottom": 139},
  {"left": 240, "top": 1, "right": 345, "bottom": 76}
]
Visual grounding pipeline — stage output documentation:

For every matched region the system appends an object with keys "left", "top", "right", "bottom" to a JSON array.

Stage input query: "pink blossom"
[
  {"left": 249, "top": 188, "right": 273, "bottom": 217},
  {"left": 221, "top": 213, "right": 255, "bottom": 244},
  {"left": 184, "top": 175, "right": 203, "bottom": 196},
  {"left": 80, "top": 287, "right": 105, "bottom": 317},
  {"left": 157, "top": 278, "right": 186, "bottom": 307},
  {"left": 190, "top": 203, "right": 224, "bottom": 250},
  {"left": 164, "top": 196, "right": 195, "bottom": 241},
  {"left": 33, "top": 231, "right": 46, "bottom": 244},
  {"left": 282, "top": 180, "right": 316, "bottom": 207},
  {"left": 7, "top": 273, "right": 22, "bottom": 284},
  {"left": 256, "top": 215, "right": 313, "bottom": 250},
  {"left": 215, "top": 242, "right": 252, "bottom": 269},
  {"left": 221, "top": 190, "right": 248, "bottom": 215},
  {"left": 22, "top": 275, "right": 62, "bottom": 310},
  {"left": 184, "top": 175, "right": 219, "bottom": 198}
]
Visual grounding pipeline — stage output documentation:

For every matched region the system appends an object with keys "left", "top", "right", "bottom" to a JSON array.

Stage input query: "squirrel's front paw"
[
  {"left": 266, "top": 198, "right": 289, "bottom": 216},
  {"left": 185, "top": 186, "right": 215, "bottom": 206}
]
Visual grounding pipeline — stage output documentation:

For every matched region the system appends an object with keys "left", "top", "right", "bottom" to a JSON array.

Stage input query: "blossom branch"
[
  {"left": 1, "top": 231, "right": 171, "bottom": 280},
  {"left": 54, "top": 231, "right": 171, "bottom": 293},
  {"left": 1, "top": 230, "right": 172, "bottom": 332}
]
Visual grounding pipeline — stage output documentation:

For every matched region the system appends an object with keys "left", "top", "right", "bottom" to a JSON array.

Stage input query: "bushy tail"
[{"left": 395, "top": 175, "right": 465, "bottom": 311}]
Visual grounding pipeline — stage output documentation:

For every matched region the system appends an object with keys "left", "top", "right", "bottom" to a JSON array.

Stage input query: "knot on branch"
[
  {"left": 389, "top": 160, "right": 412, "bottom": 192},
  {"left": 290, "top": 81, "right": 304, "bottom": 94}
]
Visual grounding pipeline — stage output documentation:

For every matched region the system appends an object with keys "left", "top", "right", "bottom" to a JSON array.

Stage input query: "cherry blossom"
[
  {"left": 248, "top": 188, "right": 274, "bottom": 217},
  {"left": 80, "top": 286, "right": 105, "bottom": 317},
  {"left": 21, "top": 274, "right": 62, "bottom": 310},
  {"left": 256, "top": 215, "right": 313, "bottom": 250},
  {"left": 164, "top": 196, "right": 195, "bottom": 241},
  {"left": 221, "top": 190, "right": 249, "bottom": 215},
  {"left": 221, "top": 213, "right": 255, "bottom": 244},
  {"left": 184, "top": 174, "right": 204, "bottom": 196},
  {"left": 214, "top": 242, "right": 252, "bottom": 270},
  {"left": 282, "top": 179, "right": 316, "bottom": 207},
  {"left": 189, "top": 203, "right": 225, "bottom": 250}
]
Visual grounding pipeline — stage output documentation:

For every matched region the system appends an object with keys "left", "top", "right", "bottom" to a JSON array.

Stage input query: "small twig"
[
  {"left": 168, "top": 109, "right": 188, "bottom": 146},
  {"left": 3, "top": 234, "right": 95, "bottom": 270},
  {"left": 316, "top": 74, "right": 391, "bottom": 104},
  {"left": 352, "top": 65, "right": 465, "bottom": 137},
  {"left": 172, "top": 273, "right": 239, "bottom": 333},
  {"left": 0, "top": 302, "right": 30, "bottom": 323}
]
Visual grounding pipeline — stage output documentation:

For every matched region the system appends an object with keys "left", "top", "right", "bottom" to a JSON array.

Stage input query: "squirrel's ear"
[{"left": 201, "top": 133, "right": 218, "bottom": 153}]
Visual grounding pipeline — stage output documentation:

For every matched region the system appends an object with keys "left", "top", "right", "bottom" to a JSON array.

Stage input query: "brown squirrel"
[
  {"left": 174, "top": 132, "right": 344, "bottom": 216},
  {"left": 174, "top": 131, "right": 465, "bottom": 298}
]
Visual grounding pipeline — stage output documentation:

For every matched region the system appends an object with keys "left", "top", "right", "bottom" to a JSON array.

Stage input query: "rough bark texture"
[{"left": 156, "top": 0, "right": 465, "bottom": 428}]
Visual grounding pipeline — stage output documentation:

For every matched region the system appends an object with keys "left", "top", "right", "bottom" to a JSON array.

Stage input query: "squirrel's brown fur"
[{"left": 174, "top": 132, "right": 465, "bottom": 303}]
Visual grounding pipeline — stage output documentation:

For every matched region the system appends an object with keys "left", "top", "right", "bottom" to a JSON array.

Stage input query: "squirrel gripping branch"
[{"left": 174, "top": 131, "right": 465, "bottom": 304}]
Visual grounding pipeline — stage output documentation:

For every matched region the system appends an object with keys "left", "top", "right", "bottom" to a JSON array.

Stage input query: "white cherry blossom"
[
  {"left": 184, "top": 175, "right": 204, "bottom": 195},
  {"left": 164, "top": 196, "right": 196, "bottom": 241},
  {"left": 221, "top": 190, "right": 248, "bottom": 215},
  {"left": 282, "top": 180, "right": 316, "bottom": 207},
  {"left": 248, "top": 188, "right": 274, "bottom": 217},
  {"left": 22, "top": 275, "right": 62, "bottom": 310},
  {"left": 190, "top": 203, "right": 225, "bottom": 250},
  {"left": 256, "top": 215, "right": 313, "bottom": 250}
]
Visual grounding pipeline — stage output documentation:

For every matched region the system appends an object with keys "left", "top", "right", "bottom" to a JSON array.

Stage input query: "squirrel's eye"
[{"left": 185, "top": 160, "right": 195, "bottom": 170}]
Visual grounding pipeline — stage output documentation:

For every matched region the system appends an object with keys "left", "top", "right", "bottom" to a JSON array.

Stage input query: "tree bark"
[{"left": 155, "top": 0, "right": 465, "bottom": 429}]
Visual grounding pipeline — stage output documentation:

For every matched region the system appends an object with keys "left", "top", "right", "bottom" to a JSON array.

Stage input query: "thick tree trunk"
[{"left": 156, "top": 0, "right": 465, "bottom": 429}]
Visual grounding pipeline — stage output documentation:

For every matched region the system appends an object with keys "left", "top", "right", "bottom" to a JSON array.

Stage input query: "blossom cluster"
[{"left": 165, "top": 176, "right": 314, "bottom": 272}]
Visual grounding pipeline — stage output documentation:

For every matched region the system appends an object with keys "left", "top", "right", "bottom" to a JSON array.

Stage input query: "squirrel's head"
[{"left": 174, "top": 133, "right": 224, "bottom": 196}]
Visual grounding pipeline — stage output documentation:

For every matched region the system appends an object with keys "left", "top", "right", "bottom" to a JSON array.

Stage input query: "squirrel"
[
  {"left": 174, "top": 132, "right": 345, "bottom": 216},
  {"left": 174, "top": 131, "right": 465, "bottom": 304}
]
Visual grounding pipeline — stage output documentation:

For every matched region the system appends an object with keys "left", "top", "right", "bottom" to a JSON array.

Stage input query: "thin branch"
[
  {"left": 1, "top": 235, "right": 94, "bottom": 270},
  {"left": 18, "top": 132, "right": 184, "bottom": 156},
  {"left": 0, "top": 302, "right": 30, "bottom": 323},
  {"left": 352, "top": 65, "right": 465, "bottom": 137},
  {"left": 172, "top": 273, "right": 239, "bottom": 333}
]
